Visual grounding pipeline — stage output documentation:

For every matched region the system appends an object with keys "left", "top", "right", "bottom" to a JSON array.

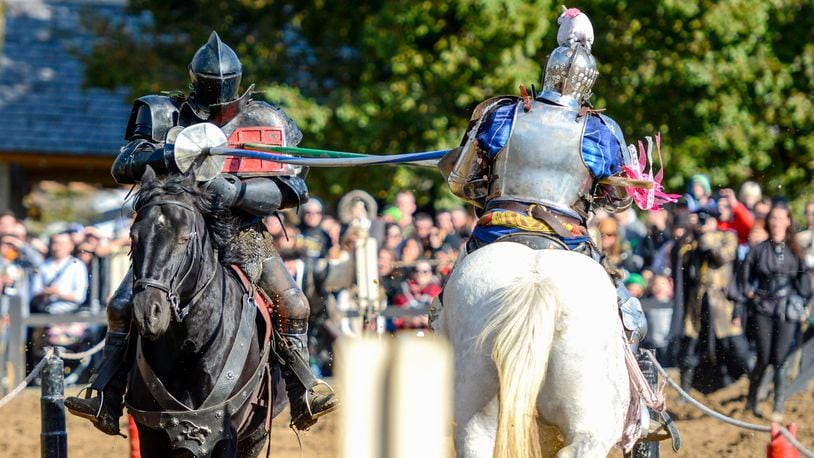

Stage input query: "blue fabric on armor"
[
  {"left": 472, "top": 208, "right": 591, "bottom": 250},
  {"left": 477, "top": 104, "right": 516, "bottom": 160},
  {"left": 582, "top": 115, "right": 625, "bottom": 180}
]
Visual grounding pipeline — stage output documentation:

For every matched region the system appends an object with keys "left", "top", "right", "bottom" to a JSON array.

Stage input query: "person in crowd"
[
  {"left": 616, "top": 207, "right": 648, "bottom": 253},
  {"left": 636, "top": 207, "right": 671, "bottom": 272},
  {"left": 753, "top": 198, "right": 772, "bottom": 221},
  {"left": 337, "top": 190, "right": 385, "bottom": 248},
  {"left": 31, "top": 232, "right": 88, "bottom": 315},
  {"left": 320, "top": 214, "right": 342, "bottom": 251},
  {"left": 716, "top": 187, "right": 755, "bottom": 258},
  {"left": 749, "top": 219, "right": 769, "bottom": 248},
  {"left": 433, "top": 243, "right": 459, "bottom": 283},
  {"left": 0, "top": 211, "right": 16, "bottom": 234},
  {"left": 400, "top": 237, "right": 423, "bottom": 267},
  {"left": 738, "top": 180, "right": 763, "bottom": 213},
  {"left": 413, "top": 212, "right": 436, "bottom": 258},
  {"left": 378, "top": 248, "right": 403, "bottom": 306},
  {"left": 740, "top": 201, "right": 811, "bottom": 421},
  {"left": 383, "top": 222, "right": 404, "bottom": 255},
  {"left": 298, "top": 198, "right": 332, "bottom": 260},
  {"left": 434, "top": 210, "right": 461, "bottom": 247},
  {"left": 640, "top": 274, "right": 675, "bottom": 364},
  {"left": 675, "top": 208, "right": 752, "bottom": 395},
  {"left": 797, "top": 200, "right": 814, "bottom": 272},
  {"left": 599, "top": 218, "right": 643, "bottom": 276},
  {"left": 684, "top": 174, "right": 716, "bottom": 212},
  {"left": 394, "top": 191, "right": 417, "bottom": 239},
  {"left": 380, "top": 205, "right": 402, "bottom": 225},
  {"left": 1, "top": 220, "right": 44, "bottom": 306},
  {"left": 449, "top": 207, "right": 473, "bottom": 239},
  {"left": 392, "top": 259, "right": 441, "bottom": 330},
  {"left": 624, "top": 273, "right": 647, "bottom": 299}
]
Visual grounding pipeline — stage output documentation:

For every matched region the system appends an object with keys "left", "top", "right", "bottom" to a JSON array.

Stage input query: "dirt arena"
[{"left": 1, "top": 377, "right": 813, "bottom": 457}]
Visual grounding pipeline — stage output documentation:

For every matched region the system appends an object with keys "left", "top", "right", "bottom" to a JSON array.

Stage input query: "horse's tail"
[{"left": 477, "top": 267, "right": 559, "bottom": 458}]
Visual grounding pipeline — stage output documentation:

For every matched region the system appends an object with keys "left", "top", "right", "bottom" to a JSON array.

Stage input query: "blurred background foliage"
[{"left": 82, "top": 0, "right": 814, "bottom": 213}]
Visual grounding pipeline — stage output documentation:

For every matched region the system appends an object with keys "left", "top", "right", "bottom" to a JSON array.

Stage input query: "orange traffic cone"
[
  {"left": 767, "top": 423, "right": 800, "bottom": 458},
  {"left": 129, "top": 414, "right": 141, "bottom": 458}
]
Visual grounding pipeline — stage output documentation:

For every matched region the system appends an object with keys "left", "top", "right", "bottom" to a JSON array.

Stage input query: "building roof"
[{"left": 0, "top": 0, "right": 131, "bottom": 158}]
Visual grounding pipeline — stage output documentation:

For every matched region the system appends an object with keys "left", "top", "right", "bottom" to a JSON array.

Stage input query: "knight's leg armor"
[
  {"left": 258, "top": 254, "right": 337, "bottom": 430},
  {"left": 65, "top": 268, "right": 134, "bottom": 436},
  {"left": 617, "top": 282, "right": 647, "bottom": 352}
]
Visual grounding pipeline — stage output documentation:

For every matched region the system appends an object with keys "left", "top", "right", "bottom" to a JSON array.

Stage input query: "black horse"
[{"left": 126, "top": 167, "right": 287, "bottom": 457}]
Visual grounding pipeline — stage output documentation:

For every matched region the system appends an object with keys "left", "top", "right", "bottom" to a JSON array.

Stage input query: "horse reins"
[{"left": 132, "top": 200, "right": 216, "bottom": 321}]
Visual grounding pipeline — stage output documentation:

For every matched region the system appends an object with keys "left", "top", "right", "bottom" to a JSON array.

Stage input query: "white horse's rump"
[{"left": 437, "top": 242, "right": 629, "bottom": 458}]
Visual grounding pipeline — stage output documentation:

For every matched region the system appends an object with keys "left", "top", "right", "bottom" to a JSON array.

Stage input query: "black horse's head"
[{"left": 130, "top": 167, "right": 236, "bottom": 340}]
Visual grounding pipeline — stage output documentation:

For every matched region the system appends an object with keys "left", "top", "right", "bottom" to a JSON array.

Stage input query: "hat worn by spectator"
[
  {"left": 688, "top": 174, "right": 712, "bottom": 196},
  {"left": 382, "top": 206, "right": 402, "bottom": 222},
  {"left": 624, "top": 272, "right": 647, "bottom": 289}
]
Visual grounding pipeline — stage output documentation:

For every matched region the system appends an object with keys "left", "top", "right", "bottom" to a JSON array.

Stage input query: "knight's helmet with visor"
[
  {"left": 188, "top": 31, "right": 243, "bottom": 106},
  {"left": 540, "top": 8, "right": 598, "bottom": 108}
]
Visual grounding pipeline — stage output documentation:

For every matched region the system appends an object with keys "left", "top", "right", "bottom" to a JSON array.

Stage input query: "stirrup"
[
  {"left": 66, "top": 387, "right": 127, "bottom": 438},
  {"left": 639, "top": 410, "right": 681, "bottom": 452}
]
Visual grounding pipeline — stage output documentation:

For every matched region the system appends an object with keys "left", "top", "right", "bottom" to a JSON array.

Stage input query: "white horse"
[{"left": 435, "top": 242, "right": 631, "bottom": 458}]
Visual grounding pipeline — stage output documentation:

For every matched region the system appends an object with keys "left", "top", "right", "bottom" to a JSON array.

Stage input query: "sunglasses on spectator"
[
  {"left": 415, "top": 269, "right": 433, "bottom": 274},
  {"left": 601, "top": 233, "right": 617, "bottom": 238}
]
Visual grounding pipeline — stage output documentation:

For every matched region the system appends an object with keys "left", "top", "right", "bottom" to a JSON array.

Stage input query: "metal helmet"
[
  {"left": 541, "top": 42, "right": 598, "bottom": 108},
  {"left": 188, "top": 31, "right": 242, "bottom": 106},
  {"left": 541, "top": 8, "right": 598, "bottom": 107}
]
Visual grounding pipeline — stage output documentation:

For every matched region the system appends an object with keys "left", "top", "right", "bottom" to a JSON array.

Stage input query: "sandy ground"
[{"left": 1, "top": 376, "right": 813, "bottom": 457}]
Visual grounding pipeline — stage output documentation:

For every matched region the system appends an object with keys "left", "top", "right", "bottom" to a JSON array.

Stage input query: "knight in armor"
[
  {"left": 65, "top": 32, "right": 337, "bottom": 435},
  {"left": 438, "top": 8, "right": 647, "bottom": 351}
]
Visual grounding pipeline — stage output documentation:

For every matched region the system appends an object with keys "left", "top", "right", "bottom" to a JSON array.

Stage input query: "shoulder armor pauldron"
[{"left": 125, "top": 94, "right": 183, "bottom": 142}]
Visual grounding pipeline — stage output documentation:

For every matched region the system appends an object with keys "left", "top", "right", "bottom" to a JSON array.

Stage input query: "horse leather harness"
[
  {"left": 132, "top": 200, "right": 215, "bottom": 321},
  {"left": 127, "top": 199, "right": 274, "bottom": 456}
]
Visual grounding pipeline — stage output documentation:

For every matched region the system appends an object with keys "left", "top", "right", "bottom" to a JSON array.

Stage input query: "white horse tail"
[{"left": 477, "top": 268, "right": 559, "bottom": 458}]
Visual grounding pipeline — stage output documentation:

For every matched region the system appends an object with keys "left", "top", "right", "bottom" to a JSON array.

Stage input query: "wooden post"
[{"left": 337, "top": 334, "right": 452, "bottom": 458}]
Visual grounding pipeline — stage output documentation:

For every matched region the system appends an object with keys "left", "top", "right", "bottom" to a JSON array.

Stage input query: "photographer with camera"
[{"left": 674, "top": 207, "right": 752, "bottom": 397}]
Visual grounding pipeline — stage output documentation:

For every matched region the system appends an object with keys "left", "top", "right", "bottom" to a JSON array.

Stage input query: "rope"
[
  {"left": 0, "top": 337, "right": 105, "bottom": 409},
  {"left": 643, "top": 350, "right": 814, "bottom": 458},
  {"left": 0, "top": 348, "right": 53, "bottom": 409},
  {"left": 58, "top": 338, "right": 106, "bottom": 360}
]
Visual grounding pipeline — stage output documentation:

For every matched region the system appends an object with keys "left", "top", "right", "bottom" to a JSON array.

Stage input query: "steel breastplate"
[{"left": 488, "top": 100, "right": 591, "bottom": 217}]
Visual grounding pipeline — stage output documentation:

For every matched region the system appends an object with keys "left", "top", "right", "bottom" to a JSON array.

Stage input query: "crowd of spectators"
[
  {"left": 2, "top": 178, "right": 813, "bottom": 414},
  {"left": 0, "top": 210, "right": 131, "bottom": 379},
  {"left": 588, "top": 178, "right": 813, "bottom": 422}
]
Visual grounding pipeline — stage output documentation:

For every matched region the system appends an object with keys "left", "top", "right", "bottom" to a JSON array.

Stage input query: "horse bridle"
[{"left": 132, "top": 200, "right": 214, "bottom": 322}]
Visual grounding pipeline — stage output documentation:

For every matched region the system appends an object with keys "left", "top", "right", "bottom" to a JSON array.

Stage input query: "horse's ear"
[{"left": 142, "top": 165, "right": 157, "bottom": 185}]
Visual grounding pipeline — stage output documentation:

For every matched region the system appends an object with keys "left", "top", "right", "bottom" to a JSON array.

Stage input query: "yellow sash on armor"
[{"left": 477, "top": 210, "right": 577, "bottom": 235}]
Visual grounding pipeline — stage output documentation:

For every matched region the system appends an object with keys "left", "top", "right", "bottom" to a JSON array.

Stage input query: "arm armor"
[
  {"left": 203, "top": 174, "right": 309, "bottom": 216},
  {"left": 111, "top": 139, "right": 172, "bottom": 184},
  {"left": 444, "top": 96, "right": 517, "bottom": 209},
  {"left": 112, "top": 96, "right": 180, "bottom": 184}
]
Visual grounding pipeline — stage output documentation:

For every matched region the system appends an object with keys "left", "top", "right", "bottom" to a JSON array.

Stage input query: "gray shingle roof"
[{"left": 0, "top": 0, "right": 131, "bottom": 157}]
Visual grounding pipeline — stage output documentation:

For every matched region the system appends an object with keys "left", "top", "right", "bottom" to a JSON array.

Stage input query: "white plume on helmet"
[{"left": 556, "top": 6, "right": 594, "bottom": 50}]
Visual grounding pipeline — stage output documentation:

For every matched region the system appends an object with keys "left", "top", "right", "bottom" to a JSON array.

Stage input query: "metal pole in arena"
[{"left": 41, "top": 347, "right": 67, "bottom": 457}]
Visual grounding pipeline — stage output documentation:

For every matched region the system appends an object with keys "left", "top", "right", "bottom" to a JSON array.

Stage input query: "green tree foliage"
[{"left": 83, "top": 0, "right": 814, "bottom": 213}]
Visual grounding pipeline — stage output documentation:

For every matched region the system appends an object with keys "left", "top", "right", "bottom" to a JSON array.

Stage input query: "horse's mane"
[{"left": 133, "top": 173, "right": 240, "bottom": 262}]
